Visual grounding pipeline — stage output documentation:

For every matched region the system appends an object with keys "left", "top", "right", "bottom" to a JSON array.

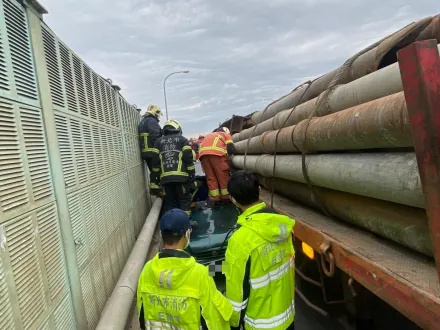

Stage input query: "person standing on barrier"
[
  {"left": 138, "top": 104, "right": 163, "bottom": 194},
  {"left": 224, "top": 170, "right": 296, "bottom": 330},
  {"left": 150, "top": 119, "right": 196, "bottom": 218},
  {"left": 137, "top": 208, "right": 233, "bottom": 330}
]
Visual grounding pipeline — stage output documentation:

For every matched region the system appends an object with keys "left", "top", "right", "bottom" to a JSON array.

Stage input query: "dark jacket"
[
  {"left": 151, "top": 129, "right": 195, "bottom": 185},
  {"left": 138, "top": 114, "right": 162, "bottom": 159}
]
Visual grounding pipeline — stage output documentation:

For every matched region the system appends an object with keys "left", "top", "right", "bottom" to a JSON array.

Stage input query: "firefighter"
[
  {"left": 151, "top": 119, "right": 196, "bottom": 217},
  {"left": 199, "top": 127, "right": 235, "bottom": 204},
  {"left": 224, "top": 170, "right": 296, "bottom": 330},
  {"left": 138, "top": 104, "right": 163, "bottom": 193},
  {"left": 137, "top": 208, "right": 233, "bottom": 330}
]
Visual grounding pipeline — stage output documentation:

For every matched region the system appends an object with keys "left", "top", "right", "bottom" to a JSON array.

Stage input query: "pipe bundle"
[{"left": 230, "top": 14, "right": 440, "bottom": 257}]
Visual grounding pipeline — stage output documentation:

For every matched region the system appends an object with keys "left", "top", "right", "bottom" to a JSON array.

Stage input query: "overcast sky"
[{"left": 39, "top": 0, "right": 438, "bottom": 138}]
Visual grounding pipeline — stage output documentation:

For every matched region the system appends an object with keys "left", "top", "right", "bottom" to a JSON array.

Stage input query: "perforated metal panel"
[
  {"left": 41, "top": 21, "right": 148, "bottom": 328},
  {"left": 0, "top": 1, "right": 149, "bottom": 329}
]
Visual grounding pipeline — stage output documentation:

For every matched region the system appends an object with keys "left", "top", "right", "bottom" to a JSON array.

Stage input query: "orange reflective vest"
[{"left": 199, "top": 132, "right": 233, "bottom": 157}]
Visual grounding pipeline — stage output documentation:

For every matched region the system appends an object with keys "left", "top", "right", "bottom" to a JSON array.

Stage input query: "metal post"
[
  {"left": 163, "top": 71, "right": 189, "bottom": 120},
  {"left": 397, "top": 39, "right": 440, "bottom": 281},
  {"left": 25, "top": 3, "right": 88, "bottom": 328}
]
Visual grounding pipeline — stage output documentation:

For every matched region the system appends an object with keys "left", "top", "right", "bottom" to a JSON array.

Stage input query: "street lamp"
[{"left": 163, "top": 70, "right": 190, "bottom": 120}]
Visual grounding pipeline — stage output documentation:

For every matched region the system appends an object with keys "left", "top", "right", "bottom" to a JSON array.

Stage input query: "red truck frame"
[{"left": 259, "top": 39, "right": 440, "bottom": 330}]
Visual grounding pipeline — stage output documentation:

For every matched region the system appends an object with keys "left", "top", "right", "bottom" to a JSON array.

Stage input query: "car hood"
[{"left": 188, "top": 204, "right": 239, "bottom": 255}]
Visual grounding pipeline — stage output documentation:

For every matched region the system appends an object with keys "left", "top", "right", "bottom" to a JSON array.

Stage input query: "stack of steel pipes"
[{"left": 231, "top": 14, "right": 440, "bottom": 258}]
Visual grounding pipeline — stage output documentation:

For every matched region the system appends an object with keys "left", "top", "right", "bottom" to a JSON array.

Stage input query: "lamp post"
[{"left": 163, "top": 70, "right": 190, "bottom": 120}]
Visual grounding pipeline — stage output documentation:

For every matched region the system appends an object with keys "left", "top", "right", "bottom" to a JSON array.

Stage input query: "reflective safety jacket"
[
  {"left": 199, "top": 132, "right": 234, "bottom": 158},
  {"left": 138, "top": 113, "right": 162, "bottom": 159},
  {"left": 224, "top": 202, "right": 295, "bottom": 330},
  {"left": 151, "top": 134, "right": 195, "bottom": 185},
  {"left": 137, "top": 249, "right": 233, "bottom": 330}
]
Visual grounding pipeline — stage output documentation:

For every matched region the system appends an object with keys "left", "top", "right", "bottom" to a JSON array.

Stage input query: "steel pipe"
[
  {"left": 96, "top": 198, "right": 162, "bottom": 330},
  {"left": 232, "top": 42, "right": 440, "bottom": 143},
  {"left": 259, "top": 177, "right": 432, "bottom": 256},
  {"left": 234, "top": 92, "right": 412, "bottom": 154},
  {"left": 232, "top": 152, "right": 424, "bottom": 208},
  {"left": 249, "top": 16, "right": 436, "bottom": 126}
]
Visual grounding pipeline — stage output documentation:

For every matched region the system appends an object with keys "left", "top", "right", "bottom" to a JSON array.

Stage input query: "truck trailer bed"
[{"left": 260, "top": 189, "right": 440, "bottom": 330}]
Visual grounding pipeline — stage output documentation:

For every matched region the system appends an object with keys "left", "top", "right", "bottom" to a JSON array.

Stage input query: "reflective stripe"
[
  {"left": 140, "top": 133, "right": 149, "bottom": 152},
  {"left": 209, "top": 189, "right": 220, "bottom": 197},
  {"left": 200, "top": 146, "right": 227, "bottom": 154},
  {"left": 166, "top": 269, "right": 174, "bottom": 288},
  {"left": 249, "top": 259, "right": 294, "bottom": 289},
  {"left": 200, "top": 134, "right": 228, "bottom": 154},
  {"left": 185, "top": 211, "right": 191, "bottom": 216},
  {"left": 150, "top": 148, "right": 159, "bottom": 153},
  {"left": 159, "top": 154, "right": 165, "bottom": 174},
  {"left": 220, "top": 188, "right": 229, "bottom": 196},
  {"left": 145, "top": 320, "right": 184, "bottom": 330},
  {"left": 161, "top": 171, "right": 189, "bottom": 177},
  {"left": 152, "top": 168, "right": 161, "bottom": 172},
  {"left": 177, "top": 151, "right": 183, "bottom": 173},
  {"left": 225, "top": 140, "right": 233, "bottom": 144},
  {"left": 244, "top": 299, "right": 295, "bottom": 329},
  {"left": 149, "top": 183, "right": 160, "bottom": 189},
  {"left": 159, "top": 270, "right": 167, "bottom": 288},
  {"left": 187, "top": 165, "right": 195, "bottom": 171},
  {"left": 229, "top": 298, "right": 248, "bottom": 312},
  {"left": 182, "top": 145, "right": 192, "bottom": 151}
]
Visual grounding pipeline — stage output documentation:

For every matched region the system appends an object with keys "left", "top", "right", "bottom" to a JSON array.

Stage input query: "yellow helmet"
[
  {"left": 147, "top": 104, "right": 163, "bottom": 118},
  {"left": 164, "top": 119, "right": 182, "bottom": 134}
]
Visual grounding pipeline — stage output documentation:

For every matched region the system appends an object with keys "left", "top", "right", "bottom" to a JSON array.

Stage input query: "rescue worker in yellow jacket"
[
  {"left": 224, "top": 170, "right": 295, "bottom": 330},
  {"left": 137, "top": 208, "right": 233, "bottom": 330}
]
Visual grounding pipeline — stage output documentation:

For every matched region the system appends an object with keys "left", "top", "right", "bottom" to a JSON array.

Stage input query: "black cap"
[{"left": 160, "top": 209, "right": 190, "bottom": 236}]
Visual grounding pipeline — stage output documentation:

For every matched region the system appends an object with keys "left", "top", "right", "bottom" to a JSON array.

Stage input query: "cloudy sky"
[{"left": 39, "top": 0, "right": 438, "bottom": 138}]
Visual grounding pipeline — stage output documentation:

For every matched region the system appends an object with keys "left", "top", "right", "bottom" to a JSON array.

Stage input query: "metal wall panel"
[
  {"left": 0, "top": 0, "right": 149, "bottom": 328},
  {"left": 0, "top": 0, "right": 76, "bottom": 329}
]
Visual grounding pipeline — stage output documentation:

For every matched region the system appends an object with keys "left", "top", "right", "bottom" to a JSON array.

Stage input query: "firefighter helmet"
[
  {"left": 164, "top": 119, "right": 182, "bottom": 135},
  {"left": 221, "top": 127, "right": 230, "bottom": 135},
  {"left": 146, "top": 104, "right": 163, "bottom": 118}
]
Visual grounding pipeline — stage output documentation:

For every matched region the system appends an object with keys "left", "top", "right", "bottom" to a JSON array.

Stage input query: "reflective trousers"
[{"left": 200, "top": 155, "right": 230, "bottom": 201}]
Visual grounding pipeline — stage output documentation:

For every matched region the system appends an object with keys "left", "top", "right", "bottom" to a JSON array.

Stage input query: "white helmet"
[{"left": 221, "top": 127, "right": 230, "bottom": 135}]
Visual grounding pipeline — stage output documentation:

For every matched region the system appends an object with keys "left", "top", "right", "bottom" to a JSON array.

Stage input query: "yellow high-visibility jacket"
[
  {"left": 224, "top": 202, "right": 295, "bottom": 330},
  {"left": 137, "top": 249, "right": 233, "bottom": 330}
]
